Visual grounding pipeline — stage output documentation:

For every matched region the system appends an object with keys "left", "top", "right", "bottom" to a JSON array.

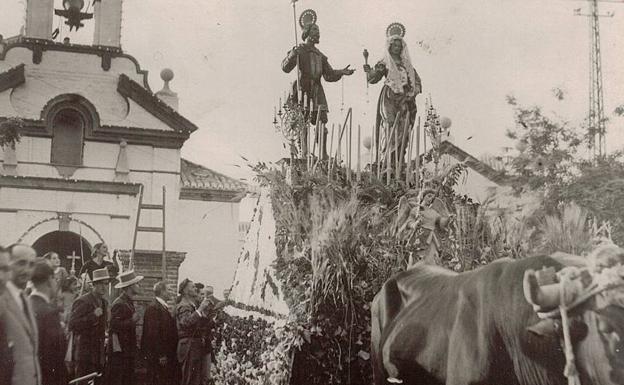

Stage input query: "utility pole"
[{"left": 573, "top": 0, "right": 621, "bottom": 159}]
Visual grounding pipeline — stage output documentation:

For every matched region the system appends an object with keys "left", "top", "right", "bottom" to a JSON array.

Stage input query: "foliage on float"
[
  {"left": 226, "top": 155, "right": 605, "bottom": 384},
  {"left": 249, "top": 160, "right": 515, "bottom": 384},
  {"left": 210, "top": 307, "right": 296, "bottom": 385}
]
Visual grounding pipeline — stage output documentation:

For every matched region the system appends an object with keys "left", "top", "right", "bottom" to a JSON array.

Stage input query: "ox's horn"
[{"left": 523, "top": 269, "right": 561, "bottom": 312}]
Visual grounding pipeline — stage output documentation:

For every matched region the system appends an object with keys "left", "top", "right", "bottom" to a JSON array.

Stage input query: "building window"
[{"left": 51, "top": 108, "right": 84, "bottom": 166}]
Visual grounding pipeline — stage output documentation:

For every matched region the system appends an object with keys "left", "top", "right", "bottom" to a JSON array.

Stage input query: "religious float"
[
  {"left": 209, "top": 3, "right": 624, "bottom": 384},
  {"left": 209, "top": 7, "right": 510, "bottom": 384}
]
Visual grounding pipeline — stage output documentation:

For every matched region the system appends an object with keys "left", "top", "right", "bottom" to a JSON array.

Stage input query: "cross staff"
[{"left": 67, "top": 251, "right": 80, "bottom": 276}]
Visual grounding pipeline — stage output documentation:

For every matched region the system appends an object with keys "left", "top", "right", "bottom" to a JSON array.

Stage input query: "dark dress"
[
  {"left": 141, "top": 298, "right": 178, "bottom": 385},
  {"left": 107, "top": 292, "right": 137, "bottom": 385},
  {"left": 68, "top": 292, "right": 108, "bottom": 381},
  {"left": 367, "top": 60, "right": 422, "bottom": 167},
  {"left": 30, "top": 293, "right": 67, "bottom": 385}
]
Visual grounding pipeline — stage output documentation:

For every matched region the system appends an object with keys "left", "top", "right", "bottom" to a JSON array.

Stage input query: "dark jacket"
[
  {"left": 0, "top": 310, "right": 15, "bottom": 385},
  {"left": 141, "top": 298, "right": 177, "bottom": 362},
  {"left": 108, "top": 292, "right": 137, "bottom": 358},
  {"left": 176, "top": 299, "right": 211, "bottom": 357},
  {"left": 69, "top": 292, "right": 107, "bottom": 366},
  {"left": 30, "top": 293, "right": 67, "bottom": 385}
]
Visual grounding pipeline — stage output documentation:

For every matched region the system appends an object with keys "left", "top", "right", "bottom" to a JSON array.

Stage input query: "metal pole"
[
  {"left": 357, "top": 124, "right": 361, "bottom": 182},
  {"left": 415, "top": 116, "right": 421, "bottom": 188},
  {"left": 398, "top": 109, "right": 410, "bottom": 178},
  {"left": 329, "top": 123, "right": 335, "bottom": 181},
  {"left": 394, "top": 114, "right": 399, "bottom": 181},
  {"left": 406, "top": 124, "right": 414, "bottom": 185},
  {"left": 385, "top": 121, "right": 390, "bottom": 184},
  {"left": 348, "top": 110, "right": 353, "bottom": 182},
  {"left": 370, "top": 124, "right": 374, "bottom": 182},
  {"left": 292, "top": 1, "right": 301, "bottom": 102}
]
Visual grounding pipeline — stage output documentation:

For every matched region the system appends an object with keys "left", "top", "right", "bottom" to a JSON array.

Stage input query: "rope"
[{"left": 558, "top": 274, "right": 581, "bottom": 385}]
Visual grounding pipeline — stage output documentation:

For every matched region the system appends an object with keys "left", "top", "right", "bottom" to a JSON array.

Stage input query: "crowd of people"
[{"left": 0, "top": 242, "right": 228, "bottom": 385}]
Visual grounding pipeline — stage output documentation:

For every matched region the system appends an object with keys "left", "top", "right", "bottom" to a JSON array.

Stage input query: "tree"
[
  {"left": 548, "top": 153, "right": 624, "bottom": 245},
  {"left": 503, "top": 96, "right": 624, "bottom": 245},
  {"left": 505, "top": 95, "right": 582, "bottom": 193},
  {"left": 0, "top": 117, "right": 23, "bottom": 149}
]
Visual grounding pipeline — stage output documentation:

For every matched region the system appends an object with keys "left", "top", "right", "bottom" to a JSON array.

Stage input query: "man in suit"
[
  {"left": 1, "top": 244, "right": 41, "bottom": 385},
  {"left": 107, "top": 269, "right": 143, "bottom": 385},
  {"left": 142, "top": 281, "right": 178, "bottom": 385},
  {"left": 176, "top": 279, "right": 213, "bottom": 385},
  {"left": 69, "top": 267, "right": 111, "bottom": 383},
  {"left": 30, "top": 261, "right": 67, "bottom": 385},
  {"left": 0, "top": 246, "right": 15, "bottom": 385}
]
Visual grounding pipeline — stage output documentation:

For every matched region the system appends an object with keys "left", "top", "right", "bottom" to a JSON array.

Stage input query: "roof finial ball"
[{"left": 160, "top": 68, "right": 174, "bottom": 91}]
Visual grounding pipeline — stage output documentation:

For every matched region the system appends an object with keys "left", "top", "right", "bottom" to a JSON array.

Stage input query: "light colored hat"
[
  {"left": 114, "top": 269, "right": 144, "bottom": 289},
  {"left": 204, "top": 285, "right": 214, "bottom": 294},
  {"left": 92, "top": 267, "right": 112, "bottom": 283}
]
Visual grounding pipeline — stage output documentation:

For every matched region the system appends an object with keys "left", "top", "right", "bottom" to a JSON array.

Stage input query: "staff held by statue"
[{"left": 281, "top": 8, "right": 355, "bottom": 161}]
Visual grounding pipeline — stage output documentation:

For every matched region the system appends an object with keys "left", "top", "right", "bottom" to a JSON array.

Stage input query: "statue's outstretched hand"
[
  {"left": 363, "top": 64, "right": 371, "bottom": 73},
  {"left": 342, "top": 65, "right": 355, "bottom": 76}
]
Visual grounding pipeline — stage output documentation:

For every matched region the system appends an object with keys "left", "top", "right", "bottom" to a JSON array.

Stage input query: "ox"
[{"left": 371, "top": 249, "right": 624, "bottom": 385}]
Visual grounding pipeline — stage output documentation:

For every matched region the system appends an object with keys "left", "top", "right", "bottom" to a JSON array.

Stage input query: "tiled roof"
[{"left": 180, "top": 158, "right": 248, "bottom": 193}]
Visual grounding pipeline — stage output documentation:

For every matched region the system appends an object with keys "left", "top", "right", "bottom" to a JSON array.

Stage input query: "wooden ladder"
[{"left": 131, "top": 185, "right": 167, "bottom": 280}]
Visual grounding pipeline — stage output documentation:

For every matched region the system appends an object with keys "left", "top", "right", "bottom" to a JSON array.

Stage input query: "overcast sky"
[{"left": 2, "top": 0, "right": 624, "bottom": 181}]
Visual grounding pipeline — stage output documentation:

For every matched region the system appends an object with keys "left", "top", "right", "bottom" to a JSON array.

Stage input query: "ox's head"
[{"left": 525, "top": 244, "right": 624, "bottom": 385}]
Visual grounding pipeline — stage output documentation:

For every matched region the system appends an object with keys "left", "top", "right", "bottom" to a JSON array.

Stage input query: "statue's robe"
[{"left": 282, "top": 44, "right": 344, "bottom": 124}]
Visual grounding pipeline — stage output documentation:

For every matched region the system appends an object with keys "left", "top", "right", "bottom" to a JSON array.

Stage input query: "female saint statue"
[{"left": 364, "top": 23, "right": 422, "bottom": 169}]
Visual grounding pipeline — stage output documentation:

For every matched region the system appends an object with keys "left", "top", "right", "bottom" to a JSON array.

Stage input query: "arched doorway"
[{"left": 32, "top": 231, "right": 92, "bottom": 275}]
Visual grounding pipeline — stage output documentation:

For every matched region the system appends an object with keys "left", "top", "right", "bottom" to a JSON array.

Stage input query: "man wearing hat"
[
  {"left": 69, "top": 267, "right": 111, "bottom": 383},
  {"left": 194, "top": 282, "right": 205, "bottom": 307},
  {"left": 107, "top": 269, "right": 143, "bottom": 385},
  {"left": 176, "top": 278, "right": 212, "bottom": 385}
]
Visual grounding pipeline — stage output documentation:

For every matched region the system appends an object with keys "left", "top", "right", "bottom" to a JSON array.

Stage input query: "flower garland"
[{"left": 211, "top": 306, "right": 299, "bottom": 385}]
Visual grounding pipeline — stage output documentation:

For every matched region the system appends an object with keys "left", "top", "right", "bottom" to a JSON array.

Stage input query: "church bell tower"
[
  {"left": 93, "top": 0, "right": 123, "bottom": 47},
  {"left": 25, "top": 0, "right": 55, "bottom": 40}
]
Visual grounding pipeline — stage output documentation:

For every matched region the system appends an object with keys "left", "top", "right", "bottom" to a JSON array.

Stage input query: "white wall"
[
  {"left": 175, "top": 199, "right": 240, "bottom": 296},
  {"left": 0, "top": 188, "right": 134, "bottom": 250},
  {"left": 0, "top": 48, "right": 172, "bottom": 131},
  {"left": 0, "top": 43, "right": 243, "bottom": 290},
  {"left": 438, "top": 153, "right": 500, "bottom": 203}
]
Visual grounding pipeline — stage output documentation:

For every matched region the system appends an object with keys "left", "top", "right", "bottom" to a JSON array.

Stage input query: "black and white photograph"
[{"left": 1, "top": 0, "right": 624, "bottom": 384}]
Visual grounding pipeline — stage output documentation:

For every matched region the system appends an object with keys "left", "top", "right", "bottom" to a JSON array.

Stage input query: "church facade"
[{"left": 0, "top": 0, "right": 247, "bottom": 293}]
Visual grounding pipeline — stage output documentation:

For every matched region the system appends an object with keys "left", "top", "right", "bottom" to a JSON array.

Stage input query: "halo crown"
[
  {"left": 299, "top": 9, "right": 318, "bottom": 28},
  {"left": 386, "top": 22, "right": 406, "bottom": 38}
]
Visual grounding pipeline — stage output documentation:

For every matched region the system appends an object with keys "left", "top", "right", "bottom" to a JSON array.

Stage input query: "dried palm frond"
[{"left": 537, "top": 203, "right": 593, "bottom": 255}]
